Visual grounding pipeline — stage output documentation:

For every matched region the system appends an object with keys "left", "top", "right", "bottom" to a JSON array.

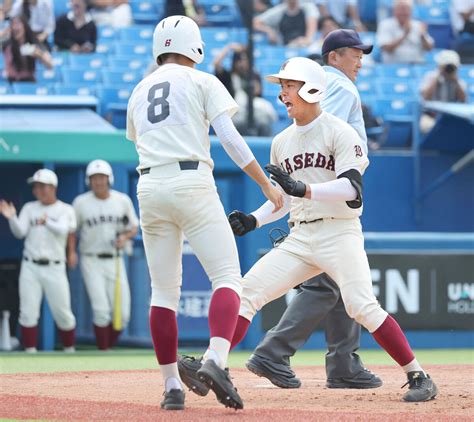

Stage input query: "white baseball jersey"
[
  {"left": 270, "top": 111, "right": 369, "bottom": 223},
  {"left": 126, "top": 63, "right": 238, "bottom": 171},
  {"left": 73, "top": 190, "right": 139, "bottom": 254},
  {"left": 9, "top": 200, "right": 76, "bottom": 261}
]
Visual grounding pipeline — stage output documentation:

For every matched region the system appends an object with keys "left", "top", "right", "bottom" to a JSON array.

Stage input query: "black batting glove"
[
  {"left": 265, "top": 164, "right": 307, "bottom": 198},
  {"left": 228, "top": 210, "right": 257, "bottom": 236}
]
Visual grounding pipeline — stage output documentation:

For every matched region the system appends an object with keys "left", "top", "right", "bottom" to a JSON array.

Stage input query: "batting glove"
[
  {"left": 265, "top": 164, "right": 307, "bottom": 198},
  {"left": 228, "top": 210, "right": 257, "bottom": 236}
]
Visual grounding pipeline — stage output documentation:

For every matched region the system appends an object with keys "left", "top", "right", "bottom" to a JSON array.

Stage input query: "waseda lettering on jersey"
[
  {"left": 282, "top": 152, "right": 335, "bottom": 174},
  {"left": 86, "top": 215, "right": 123, "bottom": 228}
]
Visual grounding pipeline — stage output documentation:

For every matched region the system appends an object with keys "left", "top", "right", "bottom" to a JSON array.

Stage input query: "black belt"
[
  {"left": 24, "top": 257, "right": 62, "bottom": 265},
  {"left": 288, "top": 218, "right": 323, "bottom": 229},
  {"left": 140, "top": 161, "right": 199, "bottom": 175},
  {"left": 85, "top": 253, "right": 115, "bottom": 259}
]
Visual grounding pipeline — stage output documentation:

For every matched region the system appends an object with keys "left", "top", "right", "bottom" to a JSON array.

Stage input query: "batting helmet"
[
  {"left": 86, "top": 159, "right": 114, "bottom": 186},
  {"left": 152, "top": 15, "right": 204, "bottom": 64},
  {"left": 265, "top": 57, "right": 327, "bottom": 104}
]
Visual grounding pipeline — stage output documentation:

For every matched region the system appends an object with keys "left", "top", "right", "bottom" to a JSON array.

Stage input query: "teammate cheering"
[
  {"left": 126, "top": 15, "right": 283, "bottom": 411},
  {"left": 0, "top": 169, "right": 77, "bottom": 353},
  {"left": 71, "top": 159, "right": 139, "bottom": 351},
  {"left": 181, "top": 57, "right": 438, "bottom": 403}
]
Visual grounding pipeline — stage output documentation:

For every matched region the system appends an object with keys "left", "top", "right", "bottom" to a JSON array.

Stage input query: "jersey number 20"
[{"left": 147, "top": 82, "right": 170, "bottom": 123}]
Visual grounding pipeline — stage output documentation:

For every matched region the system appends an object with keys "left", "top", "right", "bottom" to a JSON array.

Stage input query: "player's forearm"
[
  {"left": 251, "top": 197, "right": 291, "bottom": 227},
  {"left": 44, "top": 217, "right": 70, "bottom": 236},
  {"left": 305, "top": 178, "right": 357, "bottom": 201},
  {"left": 8, "top": 215, "right": 27, "bottom": 239}
]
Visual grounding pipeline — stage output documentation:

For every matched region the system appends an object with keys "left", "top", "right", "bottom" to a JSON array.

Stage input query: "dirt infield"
[{"left": 1, "top": 364, "right": 472, "bottom": 421}]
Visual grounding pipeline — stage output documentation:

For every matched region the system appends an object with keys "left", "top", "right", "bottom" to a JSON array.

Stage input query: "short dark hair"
[{"left": 323, "top": 47, "right": 347, "bottom": 65}]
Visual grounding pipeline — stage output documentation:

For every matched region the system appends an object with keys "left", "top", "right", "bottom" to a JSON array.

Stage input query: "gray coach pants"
[{"left": 253, "top": 272, "right": 364, "bottom": 379}]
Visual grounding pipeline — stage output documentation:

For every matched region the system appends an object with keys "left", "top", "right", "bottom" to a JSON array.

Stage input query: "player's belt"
[
  {"left": 23, "top": 256, "right": 62, "bottom": 265},
  {"left": 288, "top": 218, "right": 323, "bottom": 228},
  {"left": 140, "top": 161, "right": 199, "bottom": 175},
  {"left": 84, "top": 253, "right": 115, "bottom": 259}
]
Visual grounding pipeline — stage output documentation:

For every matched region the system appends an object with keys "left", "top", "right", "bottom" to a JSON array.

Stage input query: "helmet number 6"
[{"left": 147, "top": 82, "right": 170, "bottom": 124}]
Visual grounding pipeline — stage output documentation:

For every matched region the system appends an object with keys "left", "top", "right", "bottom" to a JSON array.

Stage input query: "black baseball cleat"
[
  {"left": 160, "top": 389, "right": 185, "bottom": 410},
  {"left": 246, "top": 354, "right": 301, "bottom": 388},
  {"left": 197, "top": 359, "right": 244, "bottom": 410},
  {"left": 326, "top": 368, "right": 383, "bottom": 389},
  {"left": 402, "top": 371, "right": 438, "bottom": 402},
  {"left": 178, "top": 355, "right": 209, "bottom": 396}
]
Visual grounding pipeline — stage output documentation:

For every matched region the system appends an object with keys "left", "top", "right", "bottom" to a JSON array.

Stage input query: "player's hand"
[
  {"left": 0, "top": 200, "right": 17, "bottom": 219},
  {"left": 228, "top": 210, "right": 257, "bottom": 236},
  {"left": 265, "top": 164, "right": 307, "bottom": 198},
  {"left": 115, "top": 234, "right": 127, "bottom": 249},
  {"left": 67, "top": 251, "right": 78, "bottom": 269},
  {"left": 261, "top": 182, "right": 284, "bottom": 212}
]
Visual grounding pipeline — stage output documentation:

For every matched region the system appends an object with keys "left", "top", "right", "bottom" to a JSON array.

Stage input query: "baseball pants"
[
  {"left": 253, "top": 273, "right": 365, "bottom": 379},
  {"left": 80, "top": 256, "right": 131, "bottom": 328},
  {"left": 137, "top": 162, "right": 243, "bottom": 311},
  {"left": 18, "top": 260, "right": 76, "bottom": 330},
  {"left": 240, "top": 218, "right": 388, "bottom": 334}
]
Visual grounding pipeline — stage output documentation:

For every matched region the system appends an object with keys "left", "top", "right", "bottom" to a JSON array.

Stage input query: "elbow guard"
[{"left": 337, "top": 169, "right": 363, "bottom": 209}]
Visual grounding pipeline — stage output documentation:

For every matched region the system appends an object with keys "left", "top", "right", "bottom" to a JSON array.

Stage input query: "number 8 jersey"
[{"left": 126, "top": 63, "right": 238, "bottom": 171}]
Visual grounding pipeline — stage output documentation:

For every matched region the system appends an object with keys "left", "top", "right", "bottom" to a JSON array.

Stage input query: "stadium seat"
[
  {"left": 376, "top": 80, "right": 417, "bottom": 97},
  {"left": 0, "top": 83, "right": 11, "bottom": 94},
  {"left": 356, "top": 79, "right": 377, "bottom": 97},
  {"left": 376, "top": 65, "right": 414, "bottom": 79},
  {"left": 62, "top": 69, "right": 102, "bottom": 84},
  {"left": 102, "top": 70, "right": 142, "bottom": 85},
  {"left": 358, "top": 65, "right": 376, "bottom": 79},
  {"left": 118, "top": 26, "right": 154, "bottom": 42},
  {"left": 108, "top": 56, "right": 149, "bottom": 71},
  {"left": 54, "top": 0, "right": 70, "bottom": 17},
  {"left": 36, "top": 68, "right": 62, "bottom": 83},
  {"left": 97, "top": 86, "right": 134, "bottom": 128},
  {"left": 97, "top": 26, "right": 118, "bottom": 41},
  {"left": 54, "top": 84, "right": 97, "bottom": 96},
  {"left": 130, "top": 0, "right": 160, "bottom": 24},
  {"left": 459, "top": 66, "right": 474, "bottom": 81},
  {"left": 115, "top": 42, "right": 150, "bottom": 56},
  {"left": 69, "top": 54, "right": 108, "bottom": 70},
  {"left": 200, "top": 0, "right": 240, "bottom": 26},
  {"left": 50, "top": 52, "right": 69, "bottom": 67},
  {"left": 11, "top": 83, "right": 54, "bottom": 95},
  {"left": 200, "top": 27, "right": 234, "bottom": 45},
  {"left": 95, "top": 41, "right": 116, "bottom": 55}
]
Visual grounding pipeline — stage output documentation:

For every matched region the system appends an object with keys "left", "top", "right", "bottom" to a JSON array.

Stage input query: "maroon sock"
[
  {"left": 58, "top": 328, "right": 75, "bottom": 348},
  {"left": 372, "top": 315, "right": 415, "bottom": 366},
  {"left": 149, "top": 306, "right": 178, "bottom": 365},
  {"left": 208, "top": 287, "right": 240, "bottom": 341},
  {"left": 94, "top": 324, "right": 110, "bottom": 350},
  {"left": 21, "top": 325, "right": 38, "bottom": 348},
  {"left": 108, "top": 324, "right": 122, "bottom": 348},
  {"left": 230, "top": 315, "right": 251, "bottom": 350}
]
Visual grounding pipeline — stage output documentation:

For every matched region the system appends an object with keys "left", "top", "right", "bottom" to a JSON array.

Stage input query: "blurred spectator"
[
  {"left": 213, "top": 42, "right": 259, "bottom": 99},
  {"left": 315, "top": 0, "right": 367, "bottom": 32},
  {"left": 308, "top": 16, "right": 341, "bottom": 56},
  {"left": 450, "top": 0, "right": 474, "bottom": 35},
  {"left": 253, "top": 0, "right": 319, "bottom": 47},
  {"left": 254, "top": 0, "right": 272, "bottom": 15},
  {"left": 54, "top": 0, "right": 96, "bottom": 53},
  {"left": 2, "top": 15, "right": 52, "bottom": 82},
  {"left": 10, "top": 0, "right": 55, "bottom": 49},
  {"left": 376, "top": 0, "right": 434, "bottom": 64},
  {"left": 232, "top": 74, "right": 278, "bottom": 136},
  {"left": 164, "top": 0, "right": 206, "bottom": 26},
  {"left": 0, "top": 0, "right": 13, "bottom": 41},
  {"left": 89, "top": 0, "right": 132, "bottom": 28},
  {"left": 419, "top": 49, "right": 467, "bottom": 133}
]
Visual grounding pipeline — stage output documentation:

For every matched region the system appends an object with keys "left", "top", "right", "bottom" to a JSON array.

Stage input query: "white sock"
[
  {"left": 206, "top": 337, "right": 231, "bottom": 369},
  {"left": 202, "top": 347, "right": 210, "bottom": 361},
  {"left": 402, "top": 358, "right": 425, "bottom": 375},
  {"left": 160, "top": 363, "right": 183, "bottom": 392}
]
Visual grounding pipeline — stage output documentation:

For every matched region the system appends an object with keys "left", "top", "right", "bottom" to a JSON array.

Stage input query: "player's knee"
[
  {"left": 94, "top": 312, "right": 111, "bottom": 327},
  {"left": 56, "top": 314, "right": 76, "bottom": 331},
  {"left": 344, "top": 300, "right": 387, "bottom": 331},
  {"left": 19, "top": 314, "right": 39, "bottom": 327},
  {"left": 150, "top": 285, "right": 181, "bottom": 312},
  {"left": 211, "top": 274, "right": 243, "bottom": 298}
]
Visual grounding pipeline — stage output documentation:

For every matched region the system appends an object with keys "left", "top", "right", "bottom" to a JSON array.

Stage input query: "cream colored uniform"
[
  {"left": 73, "top": 190, "right": 138, "bottom": 327},
  {"left": 240, "top": 112, "right": 388, "bottom": 333},
  {"left": 126, "top": 63, "right": 243, "bottom": 311},
  {"left": 9, "top": 200, "right": 77, "bottom": 330}
]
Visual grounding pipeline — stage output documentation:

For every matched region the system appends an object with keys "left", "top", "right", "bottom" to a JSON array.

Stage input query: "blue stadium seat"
[
  {"left": 358, "top": 0, "right": 377, "bottom": 25},
  {"left": 376, "top": 65, "right": 415, "bottom": 79},
  {"left": 50, "top": 52, "right": 69, "bottom": 67},
  {"left": 95, "top": 41, "right": 116, "bottom": 55},
  {"left": 102, "top": 70, "right": 142, "bottom": 85},
  {"left": 459, "top": 66, "right": 474, "bottom": 81},
  {"left": 54, "top": 84, "right": 97, "bottom": 96},
  {"left": 98, "top": 26, "right": 119, "bottom": 41},
  {"left": 11, "top": 82, "right": 54, "bottom": 95},
  {"left": 130, "top": 0, "right": 160, "bottom": 24},
  {"left": 108, "top": 56, "right": 149, "bottom": 71},
  {"left": 413, "top": 5, "right": 450, "bottom": 24},
  {"left": 36, "top": 68, "right": 62, "bottom": 83},
  {"left": 118, "top": 26, "right": 154, "bottom": 42},
  {"left": 115, "top": 42, "right": 150, "bottom": 56},
  {"left": 376, "top": 80, "right": 417, "bottom": 97},
  {"left": 262, "top": 80, "right": 280, "bottom": 98},
  {"left": 69, "top": 54, "right": 108, "bottom": 69},
  {"left": 200, "top": 27, "right": 235, "bottom": 45},
  {"left": 413, "top": 64, "right": 437, "bottom": 79},
  {"left": 357, "top": 66, "right": 376, "bottom": 79},
  {"left": 0, "top": 83, "right": 11, "bottom": 94},
  {"left": 97, "top": 86, "right": 134, "bottom": 128},
  {"left": 54, "top": 0, "right": 70, "bottom": 17},
  {"left": 62, "top": 69, "right": 102, "bottom": 84},
  {"left": 200, "top": 0, "right": 240, "bottom": 26},
  {"left": 356, "top": 79, "right": 377, "bottom": 97}
]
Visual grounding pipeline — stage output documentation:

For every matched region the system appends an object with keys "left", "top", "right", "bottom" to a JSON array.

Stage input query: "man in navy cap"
[{"left": 243, "top": 29, "right": 381, "bottom": 390}]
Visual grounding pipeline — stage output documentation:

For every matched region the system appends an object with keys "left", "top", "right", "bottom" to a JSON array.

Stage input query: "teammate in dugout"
[
  {"left": 126, "top": 15, "right": 283, "bottom": 411},
  {"left": 180, "top": 57, "right": 439, "bottom": 403},
  {"left": 69, "top": 160, "right": 139, "bottom": 351},
  {"left": 0, "top": 169, "right": 77, "bottom": 353}
]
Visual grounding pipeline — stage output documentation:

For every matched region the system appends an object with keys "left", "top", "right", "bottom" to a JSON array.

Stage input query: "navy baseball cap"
[{"left": 321, "top": 29, "right": 373, "bottom": 56}]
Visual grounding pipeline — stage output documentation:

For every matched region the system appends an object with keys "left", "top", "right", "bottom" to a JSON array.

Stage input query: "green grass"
[{"left": 0, "top": 348, "right": 472, "bottom": 374}]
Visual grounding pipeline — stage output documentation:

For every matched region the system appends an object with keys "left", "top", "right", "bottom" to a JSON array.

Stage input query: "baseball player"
[
  {"left": 244, "top": 29, "right": 382, "bottom": 390},
  {"left": 0, "top": 169, "right": 77, "bottom": 353},
  {"left": 70, "top": 159, "right": 139, "bottom": 350},
  {"left": 126, "top": 15, "right": 283, "bottom": 411},
  {"left": 179, "top": 57, "right": 438, "bottom": 403}
]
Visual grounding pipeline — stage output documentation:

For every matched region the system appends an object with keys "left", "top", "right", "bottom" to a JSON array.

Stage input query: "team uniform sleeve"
[
  {"left": 333, "top": 124, "right": 369, "bottom": 176},
  {"left": 45, "top": 207, "right": 75, "bottom": 236},
  {"left": 126, "top": 96, "right": 137, "bottom": 142},
  {"left": 204, "top": 75, "right": 239, "bottom": 123},
  {"left": 8, "top": 204, "right": 30, "bottom": 239}
]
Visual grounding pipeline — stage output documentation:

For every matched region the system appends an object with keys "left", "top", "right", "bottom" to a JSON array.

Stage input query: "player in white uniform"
[
  {"left": 126, "top": 15, "right": 282, "bottom": 411},
  {"left": 71, "top": 160, "right": 139, "bottom": 350},
  {"left": 0, "top": 169, "right": 77, "bottom": 353},
  {"left": 178, "top": 58, "right": 439, "bottom": 403}
]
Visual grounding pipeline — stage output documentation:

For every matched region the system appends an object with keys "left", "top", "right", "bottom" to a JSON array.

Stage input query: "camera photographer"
[{"left": 419, "top": 49, "right": 467, "bottom": 134}]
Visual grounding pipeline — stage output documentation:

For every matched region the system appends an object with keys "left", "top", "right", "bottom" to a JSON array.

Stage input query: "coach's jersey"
[
  {"left": 9, "top": 200, "right": 76, "bottom": 261},
  {"left": 73, "top": 190, "right": 139, "bottom": 254},
  {"left": 270, "top": 111, "right": 369, "bottom": 222},
  {"left": 126, "top": 63, "right": 238, "bottom": 171}
]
